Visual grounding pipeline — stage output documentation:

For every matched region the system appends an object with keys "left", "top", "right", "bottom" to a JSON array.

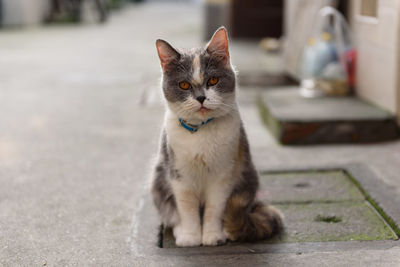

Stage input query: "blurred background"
[
  {"left": 1, "top": 0, "right": 400, "bottom": 265},
  {"left": 1, "top": 0, "right": 398, "bottom": 124}
]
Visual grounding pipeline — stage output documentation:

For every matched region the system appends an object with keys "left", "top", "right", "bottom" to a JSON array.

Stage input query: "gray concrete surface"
[
  {"left": 1, "top": 2, "right": 400, "bottom": 266},
  {"left": 258, "top": 171, "right": 364, "bottom": 203}
]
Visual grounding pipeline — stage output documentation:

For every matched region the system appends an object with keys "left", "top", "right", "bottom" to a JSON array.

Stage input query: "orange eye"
[
  {"left": 179, "top": 81, "right": 191, "bottom": 90},
  {"left": 208, "top": 77, "right": 219, "bottom": 86}
]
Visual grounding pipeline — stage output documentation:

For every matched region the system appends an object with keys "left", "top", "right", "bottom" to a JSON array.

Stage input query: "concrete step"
[{"left": 258, "top": 88, "right": 399, "bottom": 145}]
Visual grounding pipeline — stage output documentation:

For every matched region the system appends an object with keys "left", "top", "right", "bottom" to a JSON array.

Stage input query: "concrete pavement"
[{"left": 0, "top": 2, "right": 400, "bottom": 266}]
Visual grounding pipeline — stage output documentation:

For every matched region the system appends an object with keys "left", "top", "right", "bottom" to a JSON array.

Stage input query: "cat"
[{"left": 151, "top": 27, "right": 283, "bottom": 247}]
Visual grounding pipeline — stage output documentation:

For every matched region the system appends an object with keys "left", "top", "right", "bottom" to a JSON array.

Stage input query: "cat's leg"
[
  {"left": 151, "top": 163, "right": 180, "bottom": 228},
  {"left": 202, "top": 178, "right": 231, "bottom": 246},
  {"left": 171, "top": 180, "right": 202, "bottom": 247}
]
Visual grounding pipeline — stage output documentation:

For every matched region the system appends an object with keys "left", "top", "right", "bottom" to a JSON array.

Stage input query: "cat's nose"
[{"left": 196, "top": 96, "right": 206, "bottom": 104}]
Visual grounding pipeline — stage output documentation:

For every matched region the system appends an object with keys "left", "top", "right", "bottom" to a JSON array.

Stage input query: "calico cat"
[{"left": 151, "top": 27, "right": 283, "bottom": 247}]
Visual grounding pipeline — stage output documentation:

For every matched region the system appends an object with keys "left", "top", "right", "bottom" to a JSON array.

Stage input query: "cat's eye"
[
  {"left": 208, "top": 77, "right": 219, "bottom": 86},
  {"left": 179, "top": 81, "right": 191, "bottom": 90}
]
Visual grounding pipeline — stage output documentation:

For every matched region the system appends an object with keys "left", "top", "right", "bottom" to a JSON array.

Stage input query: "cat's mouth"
[{"left": 199, "top": 106, "right": 211, "bottom": 115}]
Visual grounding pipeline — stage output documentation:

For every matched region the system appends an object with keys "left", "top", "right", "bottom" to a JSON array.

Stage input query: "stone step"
[{"left": 258, "top": 88, "right": 399, "bottom": 145}]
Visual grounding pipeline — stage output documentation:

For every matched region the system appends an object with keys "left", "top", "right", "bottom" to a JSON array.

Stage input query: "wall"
[
  {"left": 348, "top": 0, "right": 399, "bottom": 113},
  {"left": 2, "top": 0, "right": 50, "bottom": 27}
]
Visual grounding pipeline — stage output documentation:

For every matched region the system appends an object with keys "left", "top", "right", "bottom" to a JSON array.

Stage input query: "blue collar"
[{"left": 178, "top": 117, "right": 214, "bottom": 133}]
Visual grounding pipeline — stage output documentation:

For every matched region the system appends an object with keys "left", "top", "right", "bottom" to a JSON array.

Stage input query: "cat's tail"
[{"left": 223, "top": 193, "right": 284, "bottom": 242}]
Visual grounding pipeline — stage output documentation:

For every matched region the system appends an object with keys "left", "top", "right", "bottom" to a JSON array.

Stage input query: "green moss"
[
  {"left": 345, "top": 171, "right": 400, "bottom": 238},
  {"left": 267, "top": 231, "right": 394, "bottom": 243}
]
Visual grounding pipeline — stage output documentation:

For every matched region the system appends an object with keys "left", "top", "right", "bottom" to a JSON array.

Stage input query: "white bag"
[{"left": 300, "top": 6, "right": 356, "bottom": 97}]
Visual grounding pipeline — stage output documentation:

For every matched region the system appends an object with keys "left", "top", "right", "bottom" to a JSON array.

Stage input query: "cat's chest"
[{"left": 166, "top": 116, "right": 240, "bottom": 173}]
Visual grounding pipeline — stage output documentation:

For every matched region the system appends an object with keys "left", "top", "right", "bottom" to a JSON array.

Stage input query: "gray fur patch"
[
  {"left": 201, "top": 52, "right": 235, "bottom": 93},
  {"left": 230, "top": 124, "right": 259, "bottom": 199},
  {"left": 151, "top": 130, "right": 178, "bottom": 226}
]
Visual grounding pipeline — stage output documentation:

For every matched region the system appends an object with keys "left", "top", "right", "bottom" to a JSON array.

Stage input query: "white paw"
[
  {"left": 173, "top": 225, "right": 202, "bottom": 247},
  {"left": 202, "top": 231, "right": 227, "bottom": 246}
]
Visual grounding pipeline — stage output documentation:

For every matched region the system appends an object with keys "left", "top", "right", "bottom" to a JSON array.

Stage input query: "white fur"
[
  {"left": 165, "top": 105, "right": 241, "bottom": 246},
  {"left": 192, "top": 54, "right": 203, "bottom": 86}
]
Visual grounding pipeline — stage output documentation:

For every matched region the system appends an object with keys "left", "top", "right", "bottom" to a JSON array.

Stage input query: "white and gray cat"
[{"left": 151, "top": 27, "right": 283, "bottom": 247}]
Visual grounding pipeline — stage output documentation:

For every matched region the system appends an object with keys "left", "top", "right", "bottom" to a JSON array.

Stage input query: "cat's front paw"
[
  {"left": 175, "top": 232, "right": 202, "bottom": 247},
  {"left": 202, "top": 231, "right": 227, "bottom": 246},
  {"left": 173, "top": 226, "right": 202, "bottom": 247}
]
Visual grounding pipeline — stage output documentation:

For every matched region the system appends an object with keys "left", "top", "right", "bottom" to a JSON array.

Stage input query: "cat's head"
[{"left": 156, "top": 27, "right": 236, "bottom": 122}]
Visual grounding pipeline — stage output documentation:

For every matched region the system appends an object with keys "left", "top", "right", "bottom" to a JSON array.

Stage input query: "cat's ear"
[
  {"left": 206, "top": 26, "right": 230, "bottom": 65},
  {"left": 156, "top": 39, "right": 181, "bottom": 70}
]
